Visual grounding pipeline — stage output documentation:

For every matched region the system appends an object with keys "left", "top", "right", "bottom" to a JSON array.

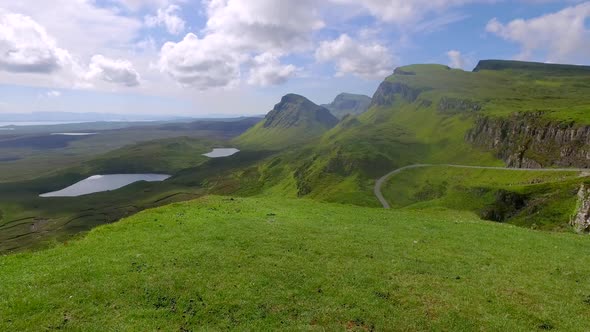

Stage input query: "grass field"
[
  {"left": 2, "top": 196, "right": 590, "bottom": 331},
  {"left": 382, "top": 166, "right": 587, "bottom": 230}
]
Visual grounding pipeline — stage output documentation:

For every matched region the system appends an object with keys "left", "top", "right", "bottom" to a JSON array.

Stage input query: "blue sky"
[{"left": 0, "top": 0, "right": 588, "bottom": 116}]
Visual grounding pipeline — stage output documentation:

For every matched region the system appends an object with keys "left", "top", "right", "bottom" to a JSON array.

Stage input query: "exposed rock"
[
  {"left": 263, "top": 94, "right": 338, "bottom": 129},
  {"left": 370, "top": 81, "right": 424, "bottom": 107},
  {"left": 466, "top": 112, "right": 590, "bottom": 168},
  {"left": 571, "top": 184, "right": 590, "bottom": 233},
  {"left": 322, "top": 93, "right": 372, "bottom": 119},
  {"left": 393, "top": 68, "right": 416, "bottom": 76},
  {"left": 479, "top": 190, "right": 528, "bottom": 222},
  {"left": 438, "top": 97, "right": 482, "bottom": 114}
]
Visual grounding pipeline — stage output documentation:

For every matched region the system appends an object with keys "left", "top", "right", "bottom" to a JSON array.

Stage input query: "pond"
[
  {"left": 40, "top": 174, "right": 171, "bottom": 197},
  {"left": 51, "top": 133, "right": 97, "bottom": 136},
  {"left": 203, "top": 148, "right": 240, "bottom": 158}
]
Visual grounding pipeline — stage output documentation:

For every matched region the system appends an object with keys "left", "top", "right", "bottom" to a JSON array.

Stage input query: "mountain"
[
  {"left": 235, "top": 94, "right": 339, "bottom": 150},
  {"left": 233, "top": 60, "right": 590, "bottom": 229},
  {"left": 322, "top": 93, "right": 372, "bottom": 119}
]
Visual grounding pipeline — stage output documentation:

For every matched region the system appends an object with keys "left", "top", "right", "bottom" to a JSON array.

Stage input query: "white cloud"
[
  {"left": 316, "top": 34, "right": 394, "bottom": 80},
  {"left": 247, "top": 53, "right": 297, "bottom": 86},
  {"left": 486, "top": 2, "right": 590, "bottom": 62},
  {"left": 0, "top": 11, "right": 71, "bottom": 73},
  {"left": 447, "top": 50, "right": 466, "bottom": 69},
  {"left": 330, "top": 0, "right": 480, "bottom": 25},
  {"left": 46, "top": 90, "right": 61, "bottom": 98},
  {"left": 85, "top": 55, "right": 141, "bottom": 87},
  {"left": 114, "top": 0, "right": 182, "bottom": 11},
  {"left": 158, "top": 33, "right": 240, "bottom": 90},
  {"left": 157, "top": 0, "right": 324, "bottom": 89},
  {"left": 204, "top": 0, "right": 324, "bottom": 54},
  {"left": 145, "top": 5, "right": 185, "bottom": 35}
]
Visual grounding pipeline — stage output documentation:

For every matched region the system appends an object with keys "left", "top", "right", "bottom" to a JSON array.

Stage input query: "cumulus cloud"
[
  {"left": 0, "top": 11, "right": 71, "bottom": 73},
  {"left": 157, "top": 0, "right": 324, "bottom": 89},
  {"left": 247, "top": 53, "right": 297, "bottom": 86},
  {"left": 447, "top": 50, "right": 466, "bottom": 69},
  {"left": 316, "top": 34, "right": 393, "bottom": 80},
  {"left": 330, "top": 0, "right": 479, "bottom": 25},
  {"left": 145, "top": 5, "right": 185, "bottom": 35},
  {"left": 486, "top": 2, "right": 590, "bottom": 62},
  {"left": 205, "top": 0, "right": 324, "bottom": 53},
  {"left": 158, "top": 33, "right": 240, "bottom": 89},
  {"left": 46, "top": 90, "right": 61, "bottom": 98},
  {"left": 85, "top": 55, "right": 141, "bottom": 87}
]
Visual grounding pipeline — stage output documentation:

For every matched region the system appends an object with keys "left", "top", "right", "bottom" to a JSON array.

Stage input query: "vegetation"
[
  {"left": 236, "top": 94, "right": 338, "bottom": 150},
  {"left": 322, "top": 92, "right": 372, "bottom": 119},
  {"left": 3, "top": 196, "right": 590, "bottom": 331},
  {"left": 382, "top": 166, "right": 587, "bottom": 230}
]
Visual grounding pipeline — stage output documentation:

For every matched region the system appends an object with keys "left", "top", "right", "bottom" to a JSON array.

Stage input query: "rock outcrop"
[
  {"left": 571, "top": 184, "right": 590, "bottom": 233},
  {"left": 370, "top": 81, "right": 424, "bottom": 107},
  {"left": 438, "top": 97, "right": 482, "bottom": 114},
  {"left": 466, "top": 112, "right": 590, "bottom": 168},
  {"left": 322, "top": 93, "right": 372, "bottom": 119},
  {"left": 263, "top": 94, "right": 338, "bottom": 129}
]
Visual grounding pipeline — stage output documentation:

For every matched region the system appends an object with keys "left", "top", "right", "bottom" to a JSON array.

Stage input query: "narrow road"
[{"left": 374, "top": 164, "right": 589, "bottom": 209}]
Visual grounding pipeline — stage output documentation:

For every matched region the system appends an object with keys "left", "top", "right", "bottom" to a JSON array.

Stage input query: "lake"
[
  {"left": 40, "top": 174, "right": 171, "bottom": 197},
  {"left": 51, "top": 133, "right": 97, "bottom": 136},
  {"left": 203, "top": 148, "right": 240, "bottom": 158}
]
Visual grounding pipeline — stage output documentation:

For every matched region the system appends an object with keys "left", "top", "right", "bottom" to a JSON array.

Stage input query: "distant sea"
[
  {"left": 0, "top": 120, "right": 156, "bottom": 127},
  {"left": 0, "top": 121, "right": 89, "bottom": 127}
]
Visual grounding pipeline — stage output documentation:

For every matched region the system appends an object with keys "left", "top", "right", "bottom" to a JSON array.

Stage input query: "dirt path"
[{"left": 374, "top": 164, "right": 589, "bottom": 209}]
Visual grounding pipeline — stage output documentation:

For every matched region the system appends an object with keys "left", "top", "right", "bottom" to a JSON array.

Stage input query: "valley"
[{"left": 2, "top": 59, "right": 590, "bottom": 330}]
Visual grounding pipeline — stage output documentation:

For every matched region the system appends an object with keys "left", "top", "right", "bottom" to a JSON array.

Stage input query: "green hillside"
[
  {"left": 235, "top": 94, "right": 339, "bottom": 150},
  {"left": 381, "top": 166, "right": 587, "bottom": 230},
  {"left": 322, "top": 93, "right": 372, "bottom": 119},
  {"left": 3, "top": 196, "right": 590, "bottom": 331}
]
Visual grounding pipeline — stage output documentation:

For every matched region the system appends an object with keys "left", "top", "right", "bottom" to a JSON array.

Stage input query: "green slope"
[
  {"left": 322, "top": 92, "right": 372, "bottom": 119},
  {"left": 2, "top": 196, "right": 590, "bottom": 331},
  {"left": 235, "top": 94, "right": 339, "bottom": 150},
  {"left": 381, "top": 166, "right": 587, "bottom": 230}
]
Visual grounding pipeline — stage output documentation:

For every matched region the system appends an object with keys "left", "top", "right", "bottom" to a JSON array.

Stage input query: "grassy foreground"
[{"left": 2, "top": 196, "right": 590, "bottom": 331}]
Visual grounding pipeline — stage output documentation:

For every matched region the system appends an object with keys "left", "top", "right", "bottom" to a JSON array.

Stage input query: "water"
[
  {"left": 51, "top": 133, "right": 97, "bottom": 136},
  {"left": 40, "top": 174, "right": 170, "bottom": 197},
  {"left": 203, "top": 148, "right": 240, "bottom": 158},
  {"left": 0, "top": 121, "right": 88, "bottom": 127}
]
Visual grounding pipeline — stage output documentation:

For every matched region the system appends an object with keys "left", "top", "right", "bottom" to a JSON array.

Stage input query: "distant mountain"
[
  {"left": 235, "top": 94, "right": 338, "bottom": 150},
  {"left": 322, "top": 93, "right": 372, "bottom": 119}
]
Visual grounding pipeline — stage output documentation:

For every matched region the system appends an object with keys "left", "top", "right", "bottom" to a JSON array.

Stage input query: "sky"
[{"left": 0, "top": 0, "right": 588, "bottom": 116}]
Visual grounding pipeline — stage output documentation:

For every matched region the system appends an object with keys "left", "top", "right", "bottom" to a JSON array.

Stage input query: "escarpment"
[
  {"left": 370, "top": 81, "right": 425, "bottom": 107},
  {"left": 466, "top": 112, "right": 590, "bottom": 168}
]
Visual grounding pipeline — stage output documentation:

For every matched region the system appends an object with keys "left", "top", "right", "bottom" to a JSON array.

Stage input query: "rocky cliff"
[
  {"left": 571, "top": 184, "right": 590, "bottom": 233},
  {"left": 322, "top": 93, "right": 372, "bottom": 119},
  {"left": 466, "top": 112, "right": 590, "bottom": 168}
]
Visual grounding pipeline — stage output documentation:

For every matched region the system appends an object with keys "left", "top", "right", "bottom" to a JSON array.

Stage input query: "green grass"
[
  {"left": 382, "top": 166, "right": 586, "bottom": 230},
  {"left": 2, "top": 196, "right": 590, "bottom": 331}
]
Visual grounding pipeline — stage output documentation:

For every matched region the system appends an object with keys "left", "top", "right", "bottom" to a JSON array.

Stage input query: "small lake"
[
  {"left": 40, "top": 174, "right": 170, "bottom": 198},
  {"left": 51, "top": 133, "right": 97, "bottom": 136},
  {"left": 203, "top": 148, "right": 240, "bottom": 158}
]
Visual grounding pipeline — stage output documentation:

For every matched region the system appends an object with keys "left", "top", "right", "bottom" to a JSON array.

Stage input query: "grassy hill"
[
  {"left": 2, "top": 196, "right": 590, "bottom": 331},
  {"left": 322, "top": 93, "right": 372, "bottom": 119},
  {"left": 381, "top": 166, "right": 588, "bottom": 230},
  {"left": 236, "top": 94, "right": 339, "bottom": 150}
]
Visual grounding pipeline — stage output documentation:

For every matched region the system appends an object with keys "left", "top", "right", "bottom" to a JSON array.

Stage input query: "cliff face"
[
  {"left": 370, "top": 81, "right": 424, "bottom": 107},
  {"left": 466, "top": 112, "right": 590, "bottom": 168},
  {"left": 571, "top": 184, "right": 590, "bottom": 233},
  {"left": 263, "top": 94, "right": 338, "bottom": 129},
  {"left": 322, "top": 93, "right": 372, "bottom": 119}
]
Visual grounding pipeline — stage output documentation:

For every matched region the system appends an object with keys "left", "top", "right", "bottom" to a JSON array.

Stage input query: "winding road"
[{"left": 374, "top": 164, "right": 590, "bottom": 209}]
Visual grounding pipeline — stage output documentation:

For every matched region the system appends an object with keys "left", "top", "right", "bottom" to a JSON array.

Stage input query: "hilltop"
[
  {"left": 235, "top": 94, "right": 338, "bottom": 150},
  {"left": 322, "top": 93, "right": 372, "bottom": 119}
]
